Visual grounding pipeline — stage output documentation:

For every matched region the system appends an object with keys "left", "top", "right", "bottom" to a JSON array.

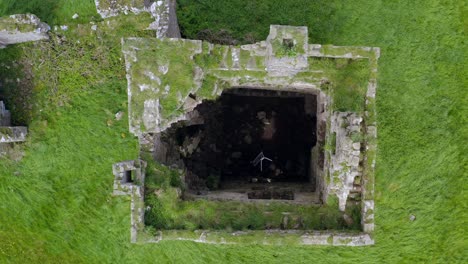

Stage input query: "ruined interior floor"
[
  {"left": 184, "top": 182, "right": 321, "bottom": 204},
  {"left": 157, "top": 88, "right": 321, "bottom": 204}
]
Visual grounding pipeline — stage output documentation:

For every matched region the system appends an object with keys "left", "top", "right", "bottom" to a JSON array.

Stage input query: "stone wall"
[
  {"left": 0, "top": 14, "right": 49, "bottom": 48},
  {"left": 326, "top": 112, "right": 363, "bottom": 211},
  {"left": 313, "top": 91, "right": 331, "bottom": 203},
  {"left": 361, "top": 61, "right": 379, "bottom": 233},
  {"left": 112, "top": 160, "right": 147, "bottom": 243},
  {"left": 153, "top": 230, "right": 374, "bottom": 246}
]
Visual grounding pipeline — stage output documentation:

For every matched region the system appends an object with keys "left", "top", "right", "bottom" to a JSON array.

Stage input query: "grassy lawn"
[
  {"left": 0, "top": 0, "right": 99, "bottom": 26},
  {"left": 1, "top": 0, "right": 466, "bottom": 263}
]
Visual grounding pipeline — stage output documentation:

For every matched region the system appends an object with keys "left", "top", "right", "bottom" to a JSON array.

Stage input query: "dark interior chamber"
[
  {"left": 218, "top": 90, "right": 316, "bottom": 182},
  {"left": 158, "top": 88, "right": 318, "bottom": 200}
]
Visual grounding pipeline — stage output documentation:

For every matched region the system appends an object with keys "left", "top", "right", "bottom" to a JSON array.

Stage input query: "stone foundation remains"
[{"left": 111, "top": 5, "right": 379, "bottom": 246}]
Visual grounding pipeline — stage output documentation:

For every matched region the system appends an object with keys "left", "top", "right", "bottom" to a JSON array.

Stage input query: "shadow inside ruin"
[{"left": 156, "top": 88, "right": 320, "bottom": 203}]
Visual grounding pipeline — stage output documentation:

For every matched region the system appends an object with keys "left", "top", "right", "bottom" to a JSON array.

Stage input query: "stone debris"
[
  {"left": 115, "top": 111, "right": 124, "bottom": 121},
  {"left": 181, "top": 133, "right": 201, "bottom": 156},
  {"left": 280, "top": 213, "right": 290, "bottom": 229},
  {"left": 343, "top": 213, "right": 354, "bottom": 226},
  {"left": 182, "top": 96, "right": 199, "bottom": 111},
  {"left": 352, "top": 142, "right": 361, "bottom": 150},
  {"left": 158, "top": 65, "right": 169, "bottom": 75}
]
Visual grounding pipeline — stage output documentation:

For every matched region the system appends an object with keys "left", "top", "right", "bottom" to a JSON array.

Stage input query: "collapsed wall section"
[{"left": 0, "top": 14, "right": 49, "bottom": 48}]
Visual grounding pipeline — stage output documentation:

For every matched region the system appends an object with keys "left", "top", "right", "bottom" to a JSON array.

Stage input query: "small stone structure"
[
  {"left": 112, "top": 160, "right": 146, "bottom": 242},
  {"left": 118, "top": 25, "right": 379, "bottom": 245},
  {"left": 112, "top": 160, "right": 146, "bottom": 195},
  {"left": 0, "top": 14, "right": 50, "bottom": 48},
  {"left": 0, "top": 101, "right": 27, "bottom": 156},
  {"left": 109, "top": 4, "right": 379, "bottom": 245}
]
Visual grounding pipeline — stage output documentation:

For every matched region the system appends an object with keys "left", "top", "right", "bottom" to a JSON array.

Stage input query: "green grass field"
[{"left": 0, "top": 0, "right": 466, "bottom": 263}]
